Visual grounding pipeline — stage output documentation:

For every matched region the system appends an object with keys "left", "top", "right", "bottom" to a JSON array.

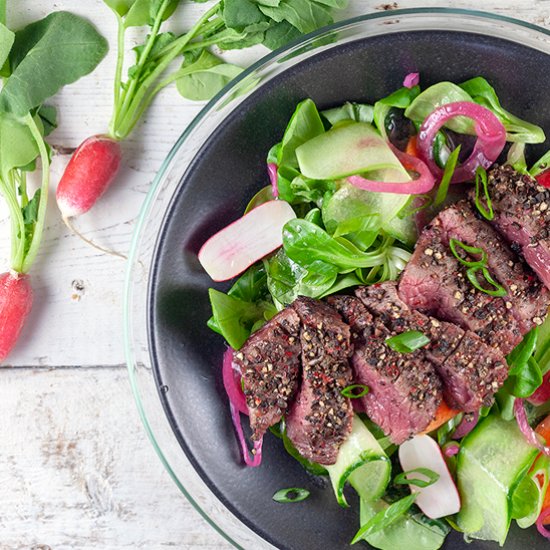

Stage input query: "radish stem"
[
  {"left": 113, "top": 0, "right": 172, "bottom": 134},
  {"left": 21, "top": 113, "right": 49, "bottom": 273},
  {"left": 112, "top": 3, "right": 221, "bottom": 140}
]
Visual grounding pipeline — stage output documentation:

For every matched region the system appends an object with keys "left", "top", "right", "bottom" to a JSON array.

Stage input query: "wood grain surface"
[{"left": 1, "top": 1, "right": 549, "bottom": 548}]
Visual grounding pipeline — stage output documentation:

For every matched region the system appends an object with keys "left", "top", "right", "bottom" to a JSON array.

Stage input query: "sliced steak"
[
  {"left": 438, "top": 332, "right": 508, "bottom": 411},
  {"left": 286, "top": 297, "right": 353, "bottom": 465},
  {"left": 476, "top": 165, "right": 550, "bottom": 292},
  {"left": 234, "top": 308, "right": 301, "bottom": 441},
  {"left": 329, "top": 294, "right": 442, "bottom": 444},
  {"left": 356, "top": 282, "right": 508, "bottom": 412},
  {"left": 438, "top": 200, "right": 549, "bottom": 333},
  {"left": 398, "top": 215, "right": 523, "bottom": 354},
  {"left": 355, "top": 282, "right": 463, "bottom": 367}
]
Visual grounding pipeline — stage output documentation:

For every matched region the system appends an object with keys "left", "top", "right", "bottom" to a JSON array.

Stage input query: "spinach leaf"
[
  {"left": 227, "top": 263, "right": 270, "bottom": 302},
  {"left": 265, "top": 249, "right": 337, "bottom": 305},
  {"left": 175, "top": 50, "right": 243, "bottom": 101},
  {"left": 278, "top": 99, "right": 325, "bottom": 169},
  {"left": 283, "top": 219, "right": 387, "bottom": 270},
  {"left": 0, "top": 12, "right": 108, "bottom": 116},
  {"left": 459, "top": 77, "right": 545, "bottom": 144},
  {"left": 208, "top": 264, "right": 276, "bottom": 348},
  {"left": 208, "top": 288, "right": 274, "bottom": 350},
  {"left": 283, "top": 173, "right": 335, "bottom": 205},
  {"left": 506, "top": 328, "right": 542, "bottom": 398}
]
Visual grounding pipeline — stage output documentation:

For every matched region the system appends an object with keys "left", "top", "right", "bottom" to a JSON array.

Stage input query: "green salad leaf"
[
  {"left": 459, "top": 77, "right": 545, "bottom": 143},
  {"left": 0, "top": 12, "right": 108, "bottom": 116}
]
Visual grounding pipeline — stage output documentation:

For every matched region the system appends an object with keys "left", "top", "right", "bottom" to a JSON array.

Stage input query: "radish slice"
[
  {"left": 198, "top": 200, "right": 296, "bottom": 282},
  {"left": 398, "top": 434, "right": 461, "bottom": 519}
]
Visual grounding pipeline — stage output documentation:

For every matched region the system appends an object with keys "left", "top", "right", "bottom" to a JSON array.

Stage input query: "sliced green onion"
[
  {"left": 466, "top": 266, "right": 507, "bottom": 297},
  {"left": 449, "top": 238, "right": 488, "bottom": 268},
  {"left": 474, "top": 166, "right": 494, "bottom": 221},
  {"left": 386, "top": 330, "right": 430, "bottom": 353},
  {"left": 341, "top": 384, "right": 370, "bottom": 399},
  {"left": 272, "top": 487, "right": 310, "bottom": 503},
  {"left": 394, "top": 467, "right": 440, "bottom": 488},
  {"left": 397, "top": 194, "right": 432, "bottom": 219},
  {"left": 351, "top": 493, "right": 417, "bottom": 544},
  {"left": 434, "top": 145, "right": 461, "bottom": 206}
]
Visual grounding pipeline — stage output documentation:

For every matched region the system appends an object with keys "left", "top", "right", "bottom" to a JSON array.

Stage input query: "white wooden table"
[{"left": 1, "top": 1, "right": 548, "bottom": 548}]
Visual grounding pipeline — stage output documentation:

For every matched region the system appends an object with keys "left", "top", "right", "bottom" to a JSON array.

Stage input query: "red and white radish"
[
  {"left": 56, "top": 135, "right": 121, "bottom": 218},
  {"left": 398, "top": 434, "right": 461, "bottom": 519},
  {"left": 0, "top": 271, "right": 33, "bottom": 361},
  {"left": 198, "top": 200, "right": 296, "bottom": 282}
]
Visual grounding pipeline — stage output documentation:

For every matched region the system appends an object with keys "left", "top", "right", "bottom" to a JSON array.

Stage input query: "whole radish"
[
  {"left": 56, "top": 135, "right": 121, "bottom": 218},
  {"left": 0, "top": 272, "right": 33, "bottom": 361}
]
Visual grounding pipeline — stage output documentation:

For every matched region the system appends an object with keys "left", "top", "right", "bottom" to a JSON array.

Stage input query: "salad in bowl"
[{"left": 198, "top": 73, "right": 550, "bottom": 549}]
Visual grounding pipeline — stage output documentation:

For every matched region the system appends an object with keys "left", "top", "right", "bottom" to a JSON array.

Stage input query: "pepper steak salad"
[{"left": 195, "top": 74, "right": 550, "bottom": 548}]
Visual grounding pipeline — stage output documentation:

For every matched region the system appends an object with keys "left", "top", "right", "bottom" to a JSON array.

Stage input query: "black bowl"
[{"left": 133, "top": 9, "right": 550, "bottom": 550}]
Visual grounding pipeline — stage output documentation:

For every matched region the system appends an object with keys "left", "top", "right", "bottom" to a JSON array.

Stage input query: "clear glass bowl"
[{"left": 124, "top": 8, "right": 550, "bottom": 549}]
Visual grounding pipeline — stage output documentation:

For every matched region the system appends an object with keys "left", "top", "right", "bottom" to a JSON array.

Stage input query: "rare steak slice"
[
  {"left": 329, "top": 294, "right": 442, "bottom": 444},
  {"left": 234, "top": 308, "right": 301, "bottom": 441},
  {"left": 286, "top": 297, "right": 354, "bottom": 465},
  {"left": 355, "top": 282, "right": 508, "bottom": 412},
  {"left": 398, "top": 217, "right": 523, "bottom": 354},
  {"left": 355, "top": 282, "right": 463, "bottom": 367},
  {"left": 437, "top": 332, "right": 508, "bottom": 411},
  {"left": 475, "top": 165, "right": 550, "bottom": 291},
  {"left": 438, "top": 200, "right": 549, "bottom": 333}
]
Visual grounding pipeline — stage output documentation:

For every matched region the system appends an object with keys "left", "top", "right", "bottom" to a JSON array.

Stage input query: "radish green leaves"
[
  {"left": 0, "top": 10, "right": 107, "bottom": 275},
  {"left": 103, "top": 0, "right": 348, "bottom": 140}
]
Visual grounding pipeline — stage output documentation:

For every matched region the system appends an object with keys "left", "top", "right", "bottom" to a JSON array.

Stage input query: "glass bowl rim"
[{"left": 124, "top": 7, "right": 550, "bottom": 549}]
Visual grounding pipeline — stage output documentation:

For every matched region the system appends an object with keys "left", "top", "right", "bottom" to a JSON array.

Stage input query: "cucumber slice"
[
  {"left": 358, "top": 499, "right": 449, "bottom": 550},
  {"left": 322, "top": 183, "right": 415, "bottom": 246},
  {"left": 325, "top": 415, "right": 391, "bottom": 508},
  {"left": 296, "top": 122, "right": 409, "bottom": 180},
  {"left": 404, "top": 82, "right": 474, "bottom": 134},
  {"left": 456, "top": 414, "right": 539, "bottom": 545}
]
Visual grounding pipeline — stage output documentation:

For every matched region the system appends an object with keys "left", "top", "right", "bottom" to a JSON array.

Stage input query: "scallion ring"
[
  {"left": 449, "top": 238, "right": 488, "bottom": 268},
  {"left": 466, "top": 266, "right": 507, "bottom": 297},
  {"left": 386, "top": 330, "right": 430, "bottom": 353},
  {"left": 341, "top": 384, "right": 369, "bottom": 399},
  {"left": 272, "top": 487, "right": 310, "bottom": 503},
  {"left": 475, "top": 166, "right": 494, "bottom": 220},
  {"left": 394, "top": 467, "right": 440, "bottom": 488}
]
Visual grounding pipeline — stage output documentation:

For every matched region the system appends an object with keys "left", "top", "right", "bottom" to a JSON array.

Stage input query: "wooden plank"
[{"left": 0, "top": 366, "right": 233, "bottom": 549}]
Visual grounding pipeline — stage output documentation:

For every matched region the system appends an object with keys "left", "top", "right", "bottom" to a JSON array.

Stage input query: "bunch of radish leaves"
[
  {"left": 0, "top": 9, "right": 107, "bottom": 361},
  {"left": 0, "top": 11, "right": 107, "bottom": 274},
  {"left": 105, "top": 0, "right": 348, "bottom": 140}
]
